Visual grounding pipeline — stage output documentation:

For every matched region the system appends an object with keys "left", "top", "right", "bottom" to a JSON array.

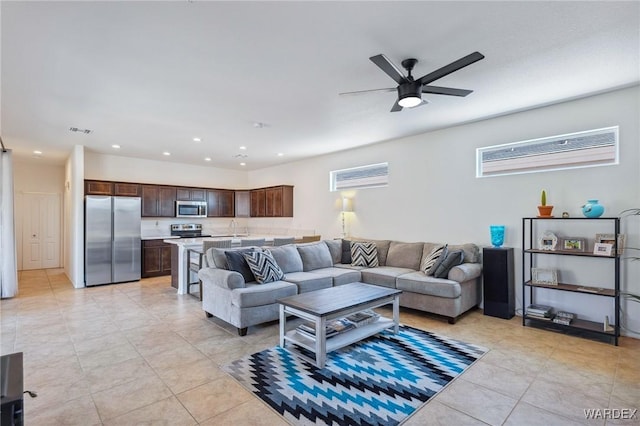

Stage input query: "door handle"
[{"left": 32, "top": 234, "right": 37, "bottom": 238}]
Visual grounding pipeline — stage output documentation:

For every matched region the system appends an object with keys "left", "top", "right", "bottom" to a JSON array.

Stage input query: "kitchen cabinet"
[
  {"left": 235, "top": 191, "right": 250, "bottom": 218},
  {"left": 141, "top": 185, "right": 177, "bottom": 217},
  {"left": 207, "top": 190, "right": 235, "bottom": 217},
  {"left": 114, "top": 182, "right": 141, "bottom": 197},
  {"left": 176, "top": 187, "right": 206, "bottom": 201},
  {"left": 142, "top": 239, "right": 172, "bottom": 278},
  {"left": 85, "top": 180, "right": 113, "bottom": 195},
  {"left": 250, "top": 186, "right": 293, "bottom": 217}
]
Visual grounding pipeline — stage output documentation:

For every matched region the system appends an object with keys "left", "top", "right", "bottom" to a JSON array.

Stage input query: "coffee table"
[{"left": 278, "top": 282, "right": 401, "bottom": 368}]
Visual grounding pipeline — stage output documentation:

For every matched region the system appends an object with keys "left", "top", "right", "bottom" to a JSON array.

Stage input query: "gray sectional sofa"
[{"left": 198, "top": 239, "right": 482, "bottom": 335}]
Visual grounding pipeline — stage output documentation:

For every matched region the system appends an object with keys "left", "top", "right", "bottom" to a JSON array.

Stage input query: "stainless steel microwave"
[{"left": 176, "top": 201, "right": 207, "bottom": 218}]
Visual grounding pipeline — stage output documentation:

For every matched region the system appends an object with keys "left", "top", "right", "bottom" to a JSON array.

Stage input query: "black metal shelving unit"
[{"left": 522, "top": 217, "right": 620, "bottom": 345}]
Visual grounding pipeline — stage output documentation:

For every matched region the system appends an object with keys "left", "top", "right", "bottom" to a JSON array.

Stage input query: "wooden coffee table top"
[{"left": 277, "top": 282, "right": 401, "bottom": 316}]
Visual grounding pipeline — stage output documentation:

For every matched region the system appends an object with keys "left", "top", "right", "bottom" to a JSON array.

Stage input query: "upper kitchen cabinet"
[
  {"left": 114, "top": 182, "right": 141, "bottom": 197},
  {"left": 176, "top": 187, "right": 206, "bottom": 201},
  {"left": 251, "top": 185, "right": 293, "bottom": 217},
  {"left": 85, "top": 180, "right": 113, "bottom": 195},
  {"left": 206, "top": 189, "right": 235, "bottom": 217},
  {"left": 141, "top": 185, "right": 177, "bottom": 217},
  {"left": 235, "top": 191, "right": 250, "bottom": 218}
]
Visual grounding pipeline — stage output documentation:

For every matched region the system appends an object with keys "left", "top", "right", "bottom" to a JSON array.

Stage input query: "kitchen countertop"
[{"left": 162, "top": 235, "right": 289, "bottom": 247}]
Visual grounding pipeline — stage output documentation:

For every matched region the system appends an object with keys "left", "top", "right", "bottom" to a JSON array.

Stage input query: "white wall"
[
  {"left": 248, "top": 86, "right": 640, "bottom": 336},
  {"left": 13, "top": 160, "right": 65, "bottom": 270},
  {"left": 65, "top": 145, "right": 84, "bottom": 288}
]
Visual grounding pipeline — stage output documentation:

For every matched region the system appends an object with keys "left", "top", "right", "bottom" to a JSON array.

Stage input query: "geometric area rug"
[{"left": 223, "top": 325, "right": 487, "bottom": 425}]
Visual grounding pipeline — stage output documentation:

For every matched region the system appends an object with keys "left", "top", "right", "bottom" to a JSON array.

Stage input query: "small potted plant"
[{"left": 537, "top": 190, "right": 554, "bottom": 217}]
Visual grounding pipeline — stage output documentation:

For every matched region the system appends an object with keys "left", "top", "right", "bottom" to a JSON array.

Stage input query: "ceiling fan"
[{"left": 341, "top": 51, "right": 484, "bottom": 112}]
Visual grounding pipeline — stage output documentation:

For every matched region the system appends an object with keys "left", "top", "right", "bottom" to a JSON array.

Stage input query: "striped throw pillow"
[
  {"left": 243, "top": 249, "right": 285, "bottom": 284},
  {"left": 351, "top": 242, "right": 379, "bottom": 267},
  {"left": 422, "top": 245, "right": 446, "bottom": 276}
]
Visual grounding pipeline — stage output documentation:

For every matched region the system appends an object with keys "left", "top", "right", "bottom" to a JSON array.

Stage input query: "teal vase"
[
  {"left": 582, "top": 199, "right": 605, "bottom": 218},
  {"left": 490, "top": 225, "right": 505, "bottom": 247}
]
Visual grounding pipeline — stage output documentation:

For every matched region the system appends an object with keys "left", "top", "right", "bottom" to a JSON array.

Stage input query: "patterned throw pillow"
[
  {"left": 351, "top": 241, "right": 379, "bottom": 267},
  {"left": 243, "top": 249, "right": 285, "bottom": 284},
  {"left": 427, "top": 244, "right": 448, "bottom": 276},
  {"left": 421, "top": 245, "right": 445, "bottom": 275},
  {"left": 433, "top": 250, "right": 465, "bottom": 279}
]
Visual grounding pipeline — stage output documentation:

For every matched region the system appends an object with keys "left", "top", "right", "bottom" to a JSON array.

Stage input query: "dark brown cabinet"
[
  {"left": 176, "top": 187, "right": 206, "bottom": 201},
  {"left": 251, "top": 185, "right": 293, "bottom": 217},
  {"left": 114, "top": 182, "right": 141, "bottom": 197},
  {"left": 141, "top": 185, "right": 177, "bottom": 217},
  {"left": 235, "top": 191, "right": 250, "bottom": 218},
  {"left": 142, "top": 239, "right": 172, "bottom": 278},
  {"left": 207, "top": 190, "right": 235, "bottom": 217},
  {"left": 85, "top": 180, "right": 113, "bottom": 195}
]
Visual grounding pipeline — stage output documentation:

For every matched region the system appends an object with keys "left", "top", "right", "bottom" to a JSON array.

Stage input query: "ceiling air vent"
[
  {"left": 330, "top": 162, "right": 389, "bottom": 191},
  {"left": 476, "top": 126, "right": 618, "bottom": 177},
  {"left": 69, "top": 127, "right": 92, "bottom": 134}
]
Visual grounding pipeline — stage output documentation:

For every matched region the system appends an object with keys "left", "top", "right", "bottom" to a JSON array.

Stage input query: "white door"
[{"left": 21, "top": 193, "right": 61, "bottom": 270}]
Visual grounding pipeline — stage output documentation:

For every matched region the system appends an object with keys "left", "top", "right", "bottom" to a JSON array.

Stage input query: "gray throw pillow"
[
  {"left": 433, "top": 250, "right": 464, "bottom": 279},
  {"left": 225, "top": 249, "right": 256, "bottom": 282},
  {"left": 323, "top": 240, "right": 342, "bottom": 264},
  {"left": 427, "top": 245, "right": 448, "bottom": 276},
  {"left": 341, "top": 239, "right": 352, "bottom": 264},
  {"left": 297, "top": 242, "right": 334, "bottom": 271}
]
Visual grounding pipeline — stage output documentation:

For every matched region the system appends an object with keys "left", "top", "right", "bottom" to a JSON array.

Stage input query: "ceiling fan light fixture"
[
  {"left": 398, "top": 95, "right": 422, "bottom": 108},
  {"left": 397, "top": 81, "right": 422, "bottom": 108}
]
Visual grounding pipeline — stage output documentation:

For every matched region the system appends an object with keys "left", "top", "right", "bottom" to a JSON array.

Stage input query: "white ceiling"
[{"left": 2, "top": 1, "right": 639, "bottom": 170}]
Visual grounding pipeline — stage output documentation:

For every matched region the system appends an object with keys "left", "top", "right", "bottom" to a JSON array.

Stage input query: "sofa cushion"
[
  {"left": 323, "top": 240, "right": 342, "bottom": 264},
  {"left": 243, "top": 250, "right": 285, "bottom": 284},
  {"left": 297, "top": 242, "right": 334, "bottom": 271},
  {"left": 350, "top": 238, "right": 391, "bottom": 266},
  {"left": 341, "top": 239, "right": 352, "bottom": 264},
  {"left": 283, "top": 271, "right": 333, "bottom": 293},
  {"left": 449, "top": 243, "right": 480, "bottom": 263},
  {"left": 351, "top": 242, "right": 379, "bottom": 267},
  {"left": 207, "top": 246, "right": 251, "bottom": 269},
  {"left": 224, "top": 249, "right": 256, "bottom": 283},
  {"left": 421, "top": 244, "right": 445, "bottom": 275},
  {"left": 386, "top": 242, "right": 424, "bottom": 270},
  {"left": 433, "top": 250, "right": 464, "bottom": 279},
  {"left": 396, "top": 271, "right": 461, "bottom": 298},
  {"left": 231, "top": 281, "right": 298, "bottom": 308},
  {"left": 360, "top": 266, "right": 414, "bottom": 288},
  {"left": 268, "top": 245, "right": 303, "bottom": 273},
  {"left": 309, "top": 267, "right": 362, "bottom": 286}
]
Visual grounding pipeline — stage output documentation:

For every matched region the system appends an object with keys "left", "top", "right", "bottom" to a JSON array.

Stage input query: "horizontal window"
[
  {"left": 330, "top": 162, "right": 389, "bottom": 191},
  {"left": 476, "top": 126, "right": 619, "bottom": 177}
]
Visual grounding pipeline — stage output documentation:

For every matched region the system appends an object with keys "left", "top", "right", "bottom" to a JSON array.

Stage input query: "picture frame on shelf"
[
  {"left": 531, "top": 268, "right": 558, "bottom": 286},
  {"left": 593, "top": 242, "right": 613, "bottom": 256},
  {"left": 561, "top": 237, "right": 586, "bottom": 252},
  {"left": 538, "top": 231, "right": 558, "bottom": 251},
  {"left": 595, "top": 233, "right": 625, "bottom": 255}
]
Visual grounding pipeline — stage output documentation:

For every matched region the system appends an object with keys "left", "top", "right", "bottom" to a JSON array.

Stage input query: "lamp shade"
[{"left": 342, "top": 198, "right": 353, "bottom": 212}]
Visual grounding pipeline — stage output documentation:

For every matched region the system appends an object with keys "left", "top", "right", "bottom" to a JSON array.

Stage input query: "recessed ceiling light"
[
  {"left": 252, "top": 122, "right": 268, "bottom": 128},
  {"left": 33, "top": 150, "right": 42, "bottom": 155},
  {"left": 163, "top": 152, "right": 171, "bottom": 156},
  {"left": 240, "top": 162, "right": 246, "bottom": 166},
  {"left": 204, "top": 157, "right": 211, "bottom": 161},
  {"left": 277, "top": 153, "right": 284, "bottom": 157},
  {"left": 239, "top": 146, "right": 247, "bottom": 150},
  {"left": 112, "top": 144, "right": 120, "bottom": 149},
  {"left": 193, "top": 137, "right": 201, "bottom": 142}
]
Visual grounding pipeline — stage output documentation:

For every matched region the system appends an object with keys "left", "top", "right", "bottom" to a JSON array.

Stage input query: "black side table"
[
  {"left": 1, "top": 352, "right": 24, "bottom": 426},
  {"left": 482, "top": 247, "right": 515, "bottom": 319}
]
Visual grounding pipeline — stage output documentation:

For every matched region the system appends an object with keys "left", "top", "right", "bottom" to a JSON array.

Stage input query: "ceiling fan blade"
[
  {"left": 370, "top": 54, "right": 407, "bottom": 85},
  {"left": 339, "top": 88, "right": 396, "bottom": 96},
  {"left": 422, "top": 85, "right": 473, "bottom": 97},
  {"left": 416, "top": 51, "right": 485, "bottom": 86},
  {"left": 390, "top": 99, "right": 403, "bottom": 112}
]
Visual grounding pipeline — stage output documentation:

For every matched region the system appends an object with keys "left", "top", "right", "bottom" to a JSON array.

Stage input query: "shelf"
[
  {"left": 524, "top": 281, "right": 615, "bottom": 297},
  {"left": 524, "top": 316, "right": 615, "bottom": 337},
  {"left": 522, "top": 217, "right": 620, "bottom": 220},
  {"left": 524, "top": 249, "right": 617, "bottom": 258}
]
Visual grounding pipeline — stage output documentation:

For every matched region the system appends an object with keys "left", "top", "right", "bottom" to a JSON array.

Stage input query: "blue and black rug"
[{"left": 223, "top": 325, "right": 487, "bottom": 425}]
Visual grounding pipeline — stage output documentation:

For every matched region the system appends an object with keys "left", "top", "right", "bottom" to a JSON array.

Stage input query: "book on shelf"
[
  {"left": 555, "top": 311, "right": 576, "bottom": 320},
  {"left": 552, "top": 316, "right": 572, "bottom": 325},
  {"left": 527, "top": 312, "right": 553, "bottom": 320},
  {"left": 296, "top": 318, "right": 356, "bottom": 339},
  {"left": 345, "top": 310, "right": 380, "bottom": 327},
  {"left": 526, "top": 304, "right": 553, "bottom": 318}
]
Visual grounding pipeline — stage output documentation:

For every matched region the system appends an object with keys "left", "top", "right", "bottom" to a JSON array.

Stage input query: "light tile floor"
[{"left": 1, "top": 269, "right": 638, "bottom": 425}]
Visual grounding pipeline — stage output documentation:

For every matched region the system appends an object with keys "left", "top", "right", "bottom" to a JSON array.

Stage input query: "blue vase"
[
  {"left": 490, "top": 225, "right": 505, "bottom": 247},
  {"left": 582, "top": 199, "right": 605, "bottom": 218}
]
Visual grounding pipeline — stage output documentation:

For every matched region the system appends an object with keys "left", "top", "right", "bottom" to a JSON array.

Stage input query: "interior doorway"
[{"left": 20, "top": 193, "right": 62, "bottom": 270}]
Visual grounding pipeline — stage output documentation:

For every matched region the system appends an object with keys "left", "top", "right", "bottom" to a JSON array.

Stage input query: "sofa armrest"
[
  {"left": 198, "top": 268, "right": 246, "bottom": 290},
  {"left": 447, "top": 263, "right": 482, "bottom": 283}
]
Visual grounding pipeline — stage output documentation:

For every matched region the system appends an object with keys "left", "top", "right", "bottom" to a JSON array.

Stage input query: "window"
[
  {"left": 330, "top": 162, "right": 389, "bottom": 191},
  {"left": 476, "top": 126, "right": 619, "bottom": 178}
]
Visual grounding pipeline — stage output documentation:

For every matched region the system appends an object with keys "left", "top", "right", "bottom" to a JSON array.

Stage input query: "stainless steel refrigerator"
[{"left": 85, "top": 196, "right": 141, "bottom": 286}]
